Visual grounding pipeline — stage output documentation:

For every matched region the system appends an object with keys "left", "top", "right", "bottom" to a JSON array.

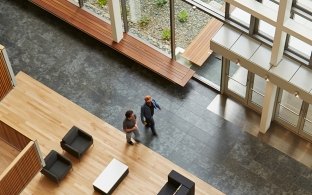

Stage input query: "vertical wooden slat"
[
  {"left": 0, "top": 121, "right": 31, "bottom": 151},
  {"left": 0, "top": 142, "right": 42, "bottom": 195},
  {"left": 0, "top": 46, "right": 14, "bottom": 101}
]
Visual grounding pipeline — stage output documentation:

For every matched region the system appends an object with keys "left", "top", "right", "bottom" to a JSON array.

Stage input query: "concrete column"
[
  {"left": 108, "top": 0, "right": 123, "bottom": 43},
  {"left": 260, "top": 81, "right": 277, "bottom": 133},
  {"left": 270, "top": 0, "right": 292, "bottom": 66}
]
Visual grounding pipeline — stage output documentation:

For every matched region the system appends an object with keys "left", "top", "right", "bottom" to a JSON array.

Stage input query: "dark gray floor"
[{"left": 1, "top": 0, "right": 311, "bottom": 194}]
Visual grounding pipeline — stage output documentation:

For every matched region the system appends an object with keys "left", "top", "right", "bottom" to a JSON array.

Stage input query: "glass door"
[
  {"left": 300, "top": 104, "right": 312, "bottom": 141},
  {"left": 223, "top": 58, "right": 265, "bottom": 113},
  {"left": 84, "top": 0, "right": 110, "bottom": 22},
  {"left": 226, "top": 60, "right": 248, "bottom": 100},
  {"left": 248, "top": 74, "right": 265, "bottom": 112},
  {"left": 274, "top": 89, "right": 304, "bottom": 132}
]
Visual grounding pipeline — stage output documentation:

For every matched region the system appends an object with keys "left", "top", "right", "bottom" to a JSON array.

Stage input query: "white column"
[
  {"left": 108, "top": 0, "right": 123, "bottom": 43},
  {"left": 260, "top": 81, "right": 277, "bottom": 133},
  {"left": 270, "top": 0, "right": 292, "bottom": 66}
]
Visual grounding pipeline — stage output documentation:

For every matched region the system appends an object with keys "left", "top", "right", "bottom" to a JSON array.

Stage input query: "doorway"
[{"left": 222, "top": 58, "right": 265, "bottom": 113}]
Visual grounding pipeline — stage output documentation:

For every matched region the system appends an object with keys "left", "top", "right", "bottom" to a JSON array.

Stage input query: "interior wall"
[
  {"left": 0, "top": 45, "right": 14, "bottom": 101},
  {"left": 0, "top": 141, "right": 42, "bottom": 195}
]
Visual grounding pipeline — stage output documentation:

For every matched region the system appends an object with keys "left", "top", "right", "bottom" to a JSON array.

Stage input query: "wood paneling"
[
  {"left": 0, "top": 142, "right": 42, "bottom": 195},
  {"left": 0, "top": 72, "right": 223, "bottom": 194},
  {"left": 0, "top": 120, "right": 31, "bottom": 151},
  {"left": 30, "top": 0, "right": 194, "bottom": 86},
  {"left": 0, "top": 46, "right": 13, "bottom": 100}
]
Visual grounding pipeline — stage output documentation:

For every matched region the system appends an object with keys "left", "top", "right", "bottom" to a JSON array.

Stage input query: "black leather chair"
[
  {"left": 60, "top": 126, "right": 93, "bottom": 159},
  {"left": 158, "top": 170, "right": 195, "bottom": 195},
  {"left": 41, "top": 150, "right": 72, "bottom": 184}
]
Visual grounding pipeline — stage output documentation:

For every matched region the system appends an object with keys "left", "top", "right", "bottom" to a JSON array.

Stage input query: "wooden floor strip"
[
  {"left": 183, "top": 18, "right": 223, "bottom": 66},
  {"left": 0, "top": 72, "right": 223, "bottom": 195}
]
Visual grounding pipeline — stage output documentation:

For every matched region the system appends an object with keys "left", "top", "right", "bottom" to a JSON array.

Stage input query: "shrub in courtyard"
[
  {"left": 156, "top": 0, "right": 167, "bottom": 7},
  {"left": 161, "top": 28, "right": 170, "bottom": 41},
  {"left": 178, "top": 10, "right": 189, "bottom": 23},
  {"left": 98, "top": 0, "right": 107, "bottom": 7},
  {"left": 139, "top": 16, "right": 151, "bottom": 27}
]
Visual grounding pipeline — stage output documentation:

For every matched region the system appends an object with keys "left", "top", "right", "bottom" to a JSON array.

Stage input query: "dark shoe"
[
  {"left": 127, "top": 141, "right": 134, "bottom": 145},
  {"left": 152, "top": 132, "right": 158, "bottom": 137}
]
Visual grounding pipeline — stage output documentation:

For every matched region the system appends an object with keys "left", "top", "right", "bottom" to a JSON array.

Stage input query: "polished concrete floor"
[{"left": 1, "top": 0, "right": 312, "bottom": 194}]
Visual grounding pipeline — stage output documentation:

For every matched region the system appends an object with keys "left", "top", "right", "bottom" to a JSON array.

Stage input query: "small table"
[{"left": 93, "top": 158, "right": 129, "bottom": 195}]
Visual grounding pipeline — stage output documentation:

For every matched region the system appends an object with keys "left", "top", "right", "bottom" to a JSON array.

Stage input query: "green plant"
[
  {"left": 178, "top": 10, "right": 189, "bottom": 23},
  {"left": 98, "top": 0, "right": 107, "bottom": 7},
  {"left": 155, "top": 0, "right": 167, "bottom": 7},
  {"left": 161, "top": 28, "right": 170, "bottom": 41},
  {"left": 139, "top": 16, "right": 151, "bottom": 27}
]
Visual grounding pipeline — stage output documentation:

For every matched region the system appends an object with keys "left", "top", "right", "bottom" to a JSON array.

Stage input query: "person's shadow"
[{"left": 140, "top": 124, "right": 155, "bottom": 147}]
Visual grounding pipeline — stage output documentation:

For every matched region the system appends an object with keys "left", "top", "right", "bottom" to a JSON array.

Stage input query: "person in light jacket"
[{"left": 140, "top": 95, "right": 161, "bottom": 136}]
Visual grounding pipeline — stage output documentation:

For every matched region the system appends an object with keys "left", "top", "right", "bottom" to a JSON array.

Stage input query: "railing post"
[
  {"left": 78, "top": 0, "right": 84, "bottom": 8},
  {"left": 120, "top": 0, "right": 129, "bottom": 32},
  {"left": 169, "top": 0, "right": 176, "bottom": 60}
]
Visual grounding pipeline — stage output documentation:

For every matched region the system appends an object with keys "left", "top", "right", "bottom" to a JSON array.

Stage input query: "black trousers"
[{"left": 146, "top": 117, "right": 156, "bottom": 134}]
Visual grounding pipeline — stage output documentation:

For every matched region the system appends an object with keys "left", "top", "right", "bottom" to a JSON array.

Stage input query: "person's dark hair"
[{"left": 125, "top": 110, "right": 133, "bottom": 118}]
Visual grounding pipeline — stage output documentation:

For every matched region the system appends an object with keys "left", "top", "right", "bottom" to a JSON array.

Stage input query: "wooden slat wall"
[
  {"left": 0, "top": 120, "right": 31, "bottom": 151},
  {"left": 0, "top": 46, "right": 13, "bottom": 101},
  {"left": 0, "top": 141, "right": 42, "bottom": 195}
]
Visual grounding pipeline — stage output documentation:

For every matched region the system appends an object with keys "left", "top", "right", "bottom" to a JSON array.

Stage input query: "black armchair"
[
  {"left": 60, "top": 126, "right": 93, "bottom": 159},
  {"left": 158, "top": 170, "right": 195, "bottom": 195},
  {"left": 41, "top": 150, "right": 72, "bottom": 183}
]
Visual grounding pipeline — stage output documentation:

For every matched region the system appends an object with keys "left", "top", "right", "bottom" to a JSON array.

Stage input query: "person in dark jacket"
[{"left": 140, "top": 95, "right": 161, "bottom": 136}]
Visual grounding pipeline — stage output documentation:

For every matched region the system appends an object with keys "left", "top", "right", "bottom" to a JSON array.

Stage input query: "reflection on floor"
[
  {"left": 1, "top": 0, "right": 312, "bottom": 194},
  {"left": 191, "top": 53, "right": 222, "bottom": 89},
  {"left": 208, "top": 94, "right": 312, "bottom": 168}
]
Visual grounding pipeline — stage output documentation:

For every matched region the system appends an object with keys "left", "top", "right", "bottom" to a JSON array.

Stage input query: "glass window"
[
  {"left": 84, "top": 0, "right": 110, "bottom": 22},
  {"left": 276, "top": 90, "right": 303, "bottom": 127},
  {"left": 69, "top": 0, "right": 79, "bottom": 6},
  {"left": 227, "top": 61, "right": 248, "bottom": 98},
  {"left": 126, "top": 0, "right": 170, "bottom": 55},
  {"left": 288, "top": 36, "right": 312, "bottom": 59},
  {"left": 262, "top": 0, "right": 279, "bottom": 11},
  {"left": 293, "top": 14, "right": 312, "bottom": 31},
  {"left": 229, "top": 5, "right": 251, "bottom": 28},
  {"left": 287, "top": 13, "right": 312, "bottom": 60},
  {"left": 303, "top": 105, "right": 312, "bottom": 136},
  {"left": 175, "top": 2, "right": 212, "bottom": 56},
  {"left": 296, "top": 0, "right": 312, "bottom": 13},
  {"left": 197, "top": 0, "right": 226, "bottom": 13},
  {"left": 256, "top": 0, "right": 278, "bottom": 39},
  {"left": 258, "top": 20, "right": 275, "bottom": 39},
  {"left": 251, "top": 75, "right": 265, "bottom": 107}
]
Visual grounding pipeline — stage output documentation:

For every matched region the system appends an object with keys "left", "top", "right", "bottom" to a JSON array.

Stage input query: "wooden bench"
[
  {"left": 182, "top": 18, "right": 223, "bottom": 66},
  {"left": 29, "top": 0, "right": 194, "bottom": 86}
]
